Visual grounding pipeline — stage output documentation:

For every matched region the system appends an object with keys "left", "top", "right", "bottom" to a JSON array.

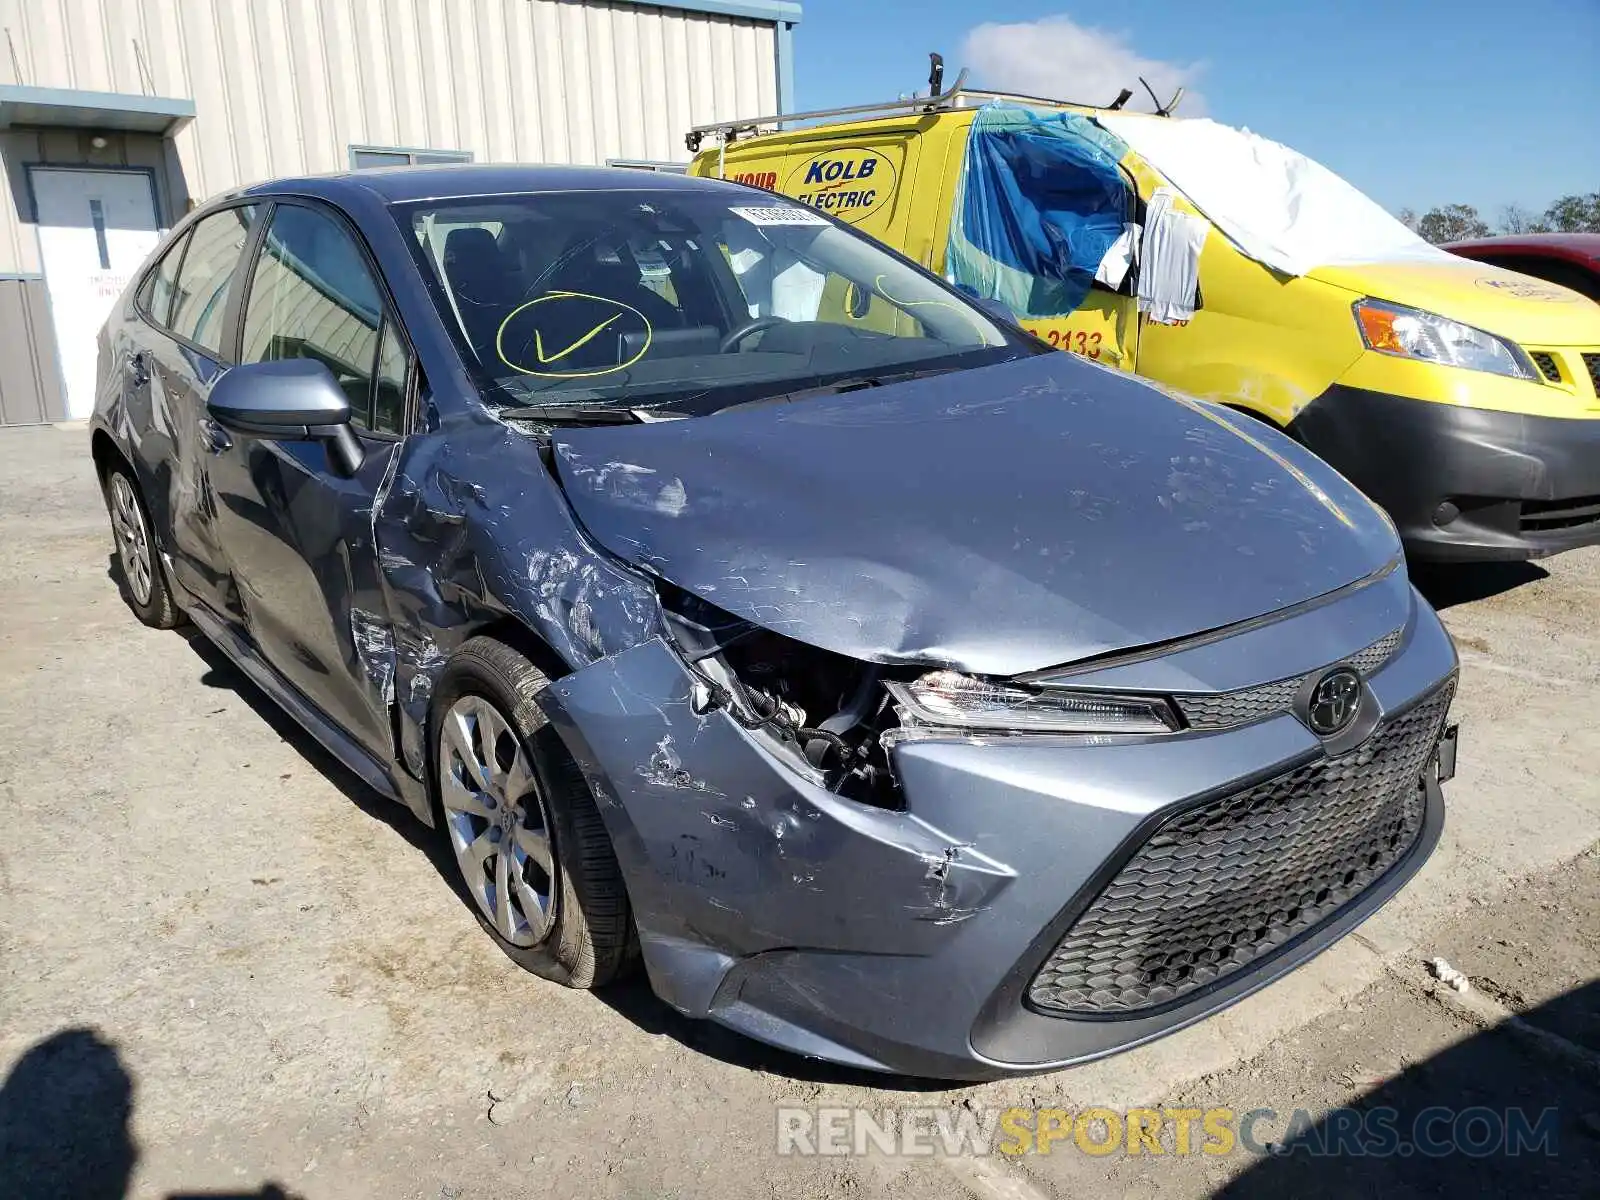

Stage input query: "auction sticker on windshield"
[{"left": 731, "top": 205, "right": 830, "bottom": 227}]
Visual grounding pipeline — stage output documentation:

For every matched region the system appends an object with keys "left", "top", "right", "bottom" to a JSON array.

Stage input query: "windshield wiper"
[
  {"left": 496, "top": 404, "right": 646, "bottom": 426},
  {"left": 714, "top": 365, "right": 964, "bottom": 416}
]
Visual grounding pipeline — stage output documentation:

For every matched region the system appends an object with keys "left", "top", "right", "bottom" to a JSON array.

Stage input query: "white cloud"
[{"left": 959, "top": 16, "right": 1207, "bottom": 116}]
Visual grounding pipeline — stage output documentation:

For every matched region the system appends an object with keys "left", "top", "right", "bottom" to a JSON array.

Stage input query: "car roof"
[
  {"left": 237, "top": 163, "right": 739, "bottom": 206},
  {"left": 1447, "top": 232, "right": 1600, "bottom": 268}
]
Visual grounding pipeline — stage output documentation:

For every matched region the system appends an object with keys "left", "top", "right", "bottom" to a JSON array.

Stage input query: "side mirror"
[
  {"left": 972, "top": 296, "right": 1018, "bottom": 326},
  {"left": 207, "top": 359, "right": 365, "bottom": 475}
]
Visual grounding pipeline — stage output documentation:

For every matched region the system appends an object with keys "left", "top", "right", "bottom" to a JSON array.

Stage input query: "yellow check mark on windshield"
[{"left": 534, "top": 314, "right": 622, "bottom": 365}]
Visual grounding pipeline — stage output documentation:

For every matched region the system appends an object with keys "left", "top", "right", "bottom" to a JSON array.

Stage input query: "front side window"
[
  {"left": 400, "top": 190, "right": 1034, "bottom": 417},
  {"left": 373, "top": 318, "right": 408, "bottom": 434},
  {"left": 170, "top": 205, "right": 257, "bottom": 355},
  {"left": 948, "top": 105, "right": 1135, "bottom": 318},
  {"left": 242, "top": 203, "right": 399, "bottom": 432}
]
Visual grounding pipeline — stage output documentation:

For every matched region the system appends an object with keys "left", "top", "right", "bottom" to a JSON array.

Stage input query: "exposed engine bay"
[{"left": 657, "top": 582, "right": 904, "bottom": 807}]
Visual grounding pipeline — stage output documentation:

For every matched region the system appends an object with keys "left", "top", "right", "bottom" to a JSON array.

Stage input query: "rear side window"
[
  {"left": 241, "top": 203, "right": 397, "bottom": 432},
  {"left": 139, "top": 229, "right": 192, "bottom": 326},
  {"left": 170, "top": 205, "right": 257, "bottom": 356}
]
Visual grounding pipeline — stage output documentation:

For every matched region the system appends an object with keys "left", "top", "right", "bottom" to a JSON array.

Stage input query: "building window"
[
  {"left": 349, "top": 146, "right": 473, "bottom": 170},
  {"left": 605, "top": 158, "right": 689, "bottom": 174}
]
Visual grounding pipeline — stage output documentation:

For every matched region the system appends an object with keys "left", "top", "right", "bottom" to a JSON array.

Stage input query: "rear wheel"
[
  {"left": 432, "top": 637, "right": 632, "bottom": 987},
  {"left": 103, "top": 466, "right": 182, "bottom": 629}
]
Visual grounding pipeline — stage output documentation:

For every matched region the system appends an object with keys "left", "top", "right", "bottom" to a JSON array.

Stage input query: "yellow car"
[{"left": 688, "top": 67, "right": 1600, "bottom": 562}]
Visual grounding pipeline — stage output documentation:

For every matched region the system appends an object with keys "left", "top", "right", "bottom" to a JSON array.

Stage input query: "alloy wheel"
[
  {"left": 438, "top": 695, "right": 557, "bottom": 946},
  {"left": 109, "top": 473, "right": 153, "bottom": 607}
]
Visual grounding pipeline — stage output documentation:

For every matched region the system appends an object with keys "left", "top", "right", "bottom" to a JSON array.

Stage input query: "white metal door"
[{"left": 30, "top": 168, "right": 162, "bottom": 419}]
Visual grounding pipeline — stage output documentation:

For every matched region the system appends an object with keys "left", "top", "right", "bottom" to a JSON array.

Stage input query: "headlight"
[
  {"left": 885, "top": 670, "right": 1179, "bottom": 735},
  {"left": 1353, "top": 299, "right": 1536, "bottom": 380}
]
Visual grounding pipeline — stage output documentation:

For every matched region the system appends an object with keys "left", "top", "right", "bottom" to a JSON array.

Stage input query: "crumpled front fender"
[{"left": 542, "top": 637, "right": 1015, "bottom": 1014}]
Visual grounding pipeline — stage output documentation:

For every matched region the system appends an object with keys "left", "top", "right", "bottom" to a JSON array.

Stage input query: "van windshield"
[
  {"left": 399, "top": 190, "right": 1036, "bottom": 417},
  {"left": 1096, "top": 114, "right": 1445, "bottom": 277}
]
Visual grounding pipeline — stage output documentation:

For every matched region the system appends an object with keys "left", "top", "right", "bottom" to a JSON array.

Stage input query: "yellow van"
[{"left": 687, "top": 67, "right": 1600, "bottom": 563}]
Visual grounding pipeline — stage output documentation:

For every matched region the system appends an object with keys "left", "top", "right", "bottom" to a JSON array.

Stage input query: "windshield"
[{"left": 398, "top": 189, "right": 1035, "bottom": 416}]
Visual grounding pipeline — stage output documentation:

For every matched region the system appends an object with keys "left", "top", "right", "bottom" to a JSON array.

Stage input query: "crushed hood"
[
  {"left": 555, "top": 354, "right": 1400, "bottom": 676},
  {"left": 1309, "top": 257, "right": 1600, "bottom": 346}
]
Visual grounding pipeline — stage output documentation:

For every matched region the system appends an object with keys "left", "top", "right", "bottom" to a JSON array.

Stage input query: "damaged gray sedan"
[{"left": 91, "top": 166, "right": 1460, "bottom": 1079}]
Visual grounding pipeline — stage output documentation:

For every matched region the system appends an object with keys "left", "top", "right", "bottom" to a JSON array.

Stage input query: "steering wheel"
[{"left": 720, "top": 315, "right": 789, "bottom": 353}]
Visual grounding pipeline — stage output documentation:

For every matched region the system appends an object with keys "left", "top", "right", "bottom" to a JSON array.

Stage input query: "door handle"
[
  {"left": 201, "top": 418, "right": 232, "bottom": 453},
  {"left": 128, "top": 351, "right": 150, "bottom": 387}
]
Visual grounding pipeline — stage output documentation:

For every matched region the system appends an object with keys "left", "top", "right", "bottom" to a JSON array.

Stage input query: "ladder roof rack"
[
  {"left": 683, "top": 74, "right": 1145, "bottom": 153},
  {"left": 685, "top": 69, "right": 972, "bottom": 152}
]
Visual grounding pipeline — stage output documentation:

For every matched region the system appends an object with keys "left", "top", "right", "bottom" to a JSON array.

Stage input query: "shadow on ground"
[
  {"left": 1410, "top": 559, "right": 1549, "bottom": 610},
  {"left": 1220, "top": 979, "right": 1600, "bottom": 1197},
  {"left": 0, "top": 1028, "right": 299, "bottom": 1200}
]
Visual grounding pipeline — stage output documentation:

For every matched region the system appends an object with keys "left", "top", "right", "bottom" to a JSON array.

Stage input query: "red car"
[{"left": 1448, "top": 232, "right": 1600, "bottom": 304}]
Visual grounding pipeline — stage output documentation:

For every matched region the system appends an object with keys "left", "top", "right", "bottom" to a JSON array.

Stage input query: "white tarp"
[
  {"left": 1137, "top": 189, "right": 1208, "bottom": 323},
  {"left": 1095, "top": 114, "right": 1454, "bottom": 278},
  {"left": 1093, "top": 222, "right": 1140, "bottom": 291}
]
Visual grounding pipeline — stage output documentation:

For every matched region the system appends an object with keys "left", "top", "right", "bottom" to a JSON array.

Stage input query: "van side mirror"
[
  {"left": 953, "top": 282, "right": 1018, "bottom": 327},
  {"left": 207, "top": 359, "right": 365, "bottom": 475},
  {"left": 972, "top": 296, "right": 1018, "bottom": 326}
]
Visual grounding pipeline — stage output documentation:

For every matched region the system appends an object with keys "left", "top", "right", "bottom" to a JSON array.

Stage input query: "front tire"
[
  {"left": 431, "top": 637, "right": 632, "bottom": 988},
  {"left": 102, "top": 465, "right": 182, "bottom": 629}
]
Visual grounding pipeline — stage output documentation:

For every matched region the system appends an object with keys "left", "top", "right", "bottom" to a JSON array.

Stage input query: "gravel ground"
[{"left": 1, "top": 423, "right": 1596, "bottom": 1199}]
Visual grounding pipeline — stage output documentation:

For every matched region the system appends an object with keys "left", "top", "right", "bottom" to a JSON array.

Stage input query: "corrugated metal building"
[{"left": 0, "top": 0, "right": 801, "bottom": 424}]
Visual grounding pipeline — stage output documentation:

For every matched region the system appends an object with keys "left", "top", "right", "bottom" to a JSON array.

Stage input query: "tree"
[
  {"left": 1540, "top": 192, "right": 1600, "bottom": 233},
  {"left": 1414, "top": 204, "right": 1490, "bottom": 245},
  {"left": 1498, "top": 204, "right": 1551, "bottom": 235},
  {"left": 1401, "top": 192, "right": 1598, "bottom": 241}
]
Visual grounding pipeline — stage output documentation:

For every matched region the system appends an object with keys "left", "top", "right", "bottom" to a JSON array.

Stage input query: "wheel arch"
[
  {"left": 90, "top": 427, "right": 129, "bottom": 481},
  {"left": 1222, "top": 402, "right": 1288, "bottom": 431},
  {"left": 466, "top": 616, "right": 576, "bottom": 684},
  {"left": 412, "top": 615, "right": 577, "bottom": 815}
]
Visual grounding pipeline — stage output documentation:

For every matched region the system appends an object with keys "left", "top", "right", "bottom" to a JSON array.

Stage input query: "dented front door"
[
  {"left": 205, "top": 199, "right": 404, "bottom": 760},
  {"left": 208, "top": 434, "right": 400, "bottom": 759}
]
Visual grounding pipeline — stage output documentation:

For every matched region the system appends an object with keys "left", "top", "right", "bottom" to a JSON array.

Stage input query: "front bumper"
[
  {"left": 1290, "top": 385, "right": 1600, "bottom": 562},
  {"left": 546, "top": 574, "right": 1460, "bottom": 1080}
]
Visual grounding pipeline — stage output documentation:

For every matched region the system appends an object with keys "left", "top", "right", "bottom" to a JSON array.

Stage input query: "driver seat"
[{"left": 442, "top": 227, "right": 520, "bottom": 362}]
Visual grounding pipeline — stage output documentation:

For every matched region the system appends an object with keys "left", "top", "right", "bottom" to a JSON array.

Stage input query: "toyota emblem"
[{"left": 1307, "top": 667, "right": 1361, "bottom": 735}]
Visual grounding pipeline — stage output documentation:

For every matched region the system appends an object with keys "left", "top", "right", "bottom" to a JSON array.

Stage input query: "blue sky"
[{"left": 789, "top": 1, "right": 1599, "bottom": 223}]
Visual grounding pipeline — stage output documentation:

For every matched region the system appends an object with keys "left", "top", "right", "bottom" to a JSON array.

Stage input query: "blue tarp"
[{"left": 947, "top": 104, "right": 1132, "bottom": 318}]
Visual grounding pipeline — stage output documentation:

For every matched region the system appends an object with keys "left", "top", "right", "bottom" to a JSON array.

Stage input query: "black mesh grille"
[
  {"left": 1176, "top": 628, "right": 1402, "bottom": 732},
  {"left": 1347, "top": 629, "right": 1404, "bottom": 675},
  {"left": 1530, "top": 352, "right": 1562, "bottom": 382},
  {"left": 1177, "top": 678, "right": 1300, "bottom": 731},
  {"left": 1584, "top": 353, "right": 1600, "bottom": 394},
  {"left": 1029, "top": 679, "right": 1455, "bottom": 1016},
  {"left": 1521, "top": 495, "right": 1600, "bottom": 533}
]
